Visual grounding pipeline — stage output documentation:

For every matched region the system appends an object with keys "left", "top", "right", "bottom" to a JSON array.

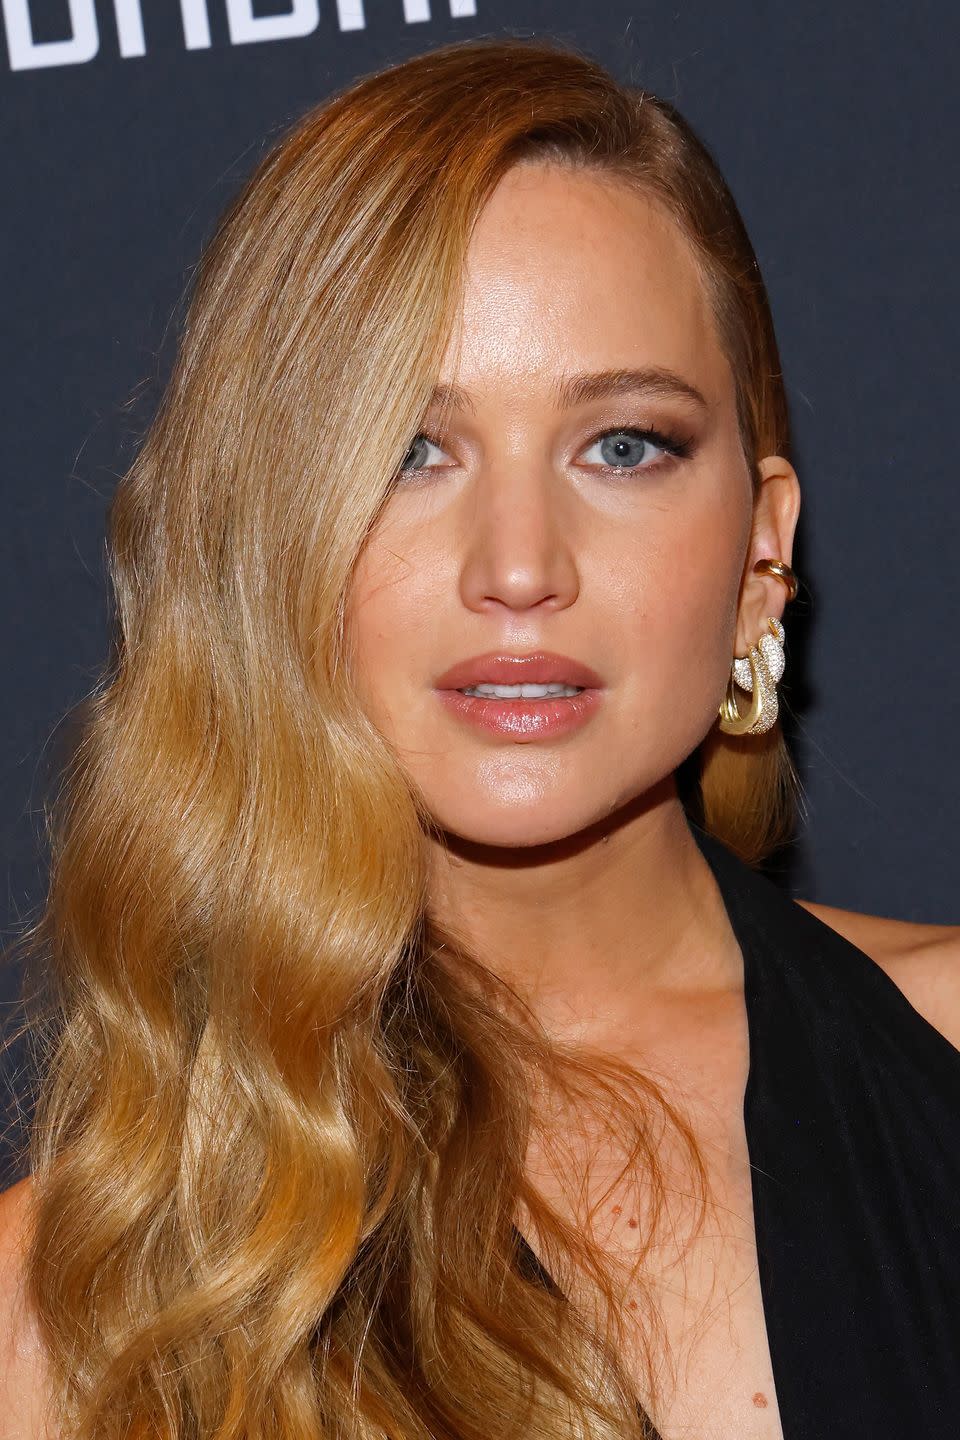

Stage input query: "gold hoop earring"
[
  {"left": 753, "top": 557, "right": 798, "bottom": 601},
  {"left": 718, "top": 616, "right": 785, "bottom": 735}
]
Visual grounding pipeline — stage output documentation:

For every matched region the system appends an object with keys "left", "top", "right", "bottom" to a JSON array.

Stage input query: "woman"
[{"left": 1, "top": 34, "right": 958, "bottom": 1440}]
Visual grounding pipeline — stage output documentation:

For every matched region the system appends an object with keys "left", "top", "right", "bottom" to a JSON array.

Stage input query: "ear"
[{"left": 734, "top": 455, "right": 802, "bottom": 656}]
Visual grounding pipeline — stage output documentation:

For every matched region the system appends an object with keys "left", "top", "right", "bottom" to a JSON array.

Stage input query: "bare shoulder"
[
  {"left": 796, "top": 899, "right": 960, "bottom": 1052},
  {"left": 0, "top": 1174, "right": 56, "bottom": 1438}
]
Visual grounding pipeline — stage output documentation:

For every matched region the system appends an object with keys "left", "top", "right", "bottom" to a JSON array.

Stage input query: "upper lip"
[{"left": 434, "top": 651, "right": 604, "bottom": 690}]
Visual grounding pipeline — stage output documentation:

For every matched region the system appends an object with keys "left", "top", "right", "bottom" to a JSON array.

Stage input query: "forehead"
[{"left": 441, "top": 160, "right": 730, "bottom": 408}]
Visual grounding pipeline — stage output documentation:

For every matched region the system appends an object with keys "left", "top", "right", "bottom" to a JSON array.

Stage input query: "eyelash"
[{"left": 398, "top": 425, "right": 694, "bottom": 480}]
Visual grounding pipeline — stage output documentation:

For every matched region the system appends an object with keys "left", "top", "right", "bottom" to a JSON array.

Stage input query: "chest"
[
  {"left": 618, "top": 1091, "right": 784, "bottom": 1440},
  {"left": 524, "top": 999, "right": 786, "bottom": 1440}
]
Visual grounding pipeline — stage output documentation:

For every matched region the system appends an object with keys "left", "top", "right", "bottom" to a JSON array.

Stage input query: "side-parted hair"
[{"left": 9, "top": 35, "right": 799, "bottom": 1440}]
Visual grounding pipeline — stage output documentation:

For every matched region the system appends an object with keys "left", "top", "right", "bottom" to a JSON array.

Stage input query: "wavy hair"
[{"left": 6, "top": 34, "right": 800, "bottom": 1440}]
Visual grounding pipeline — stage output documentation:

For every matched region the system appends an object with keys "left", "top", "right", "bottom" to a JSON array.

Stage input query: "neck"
[{"left": 426, "top": 779, "right": 745, "bottom": 1044}]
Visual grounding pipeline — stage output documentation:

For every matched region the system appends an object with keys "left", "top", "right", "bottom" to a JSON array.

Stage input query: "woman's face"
[{"left": 346, "top": 161, "right": 799, "bottom": 848}]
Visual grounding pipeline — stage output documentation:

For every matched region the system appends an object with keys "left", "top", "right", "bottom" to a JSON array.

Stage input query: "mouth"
[{"left": 433, "top": 652, "right": 603, "bottom": 739}]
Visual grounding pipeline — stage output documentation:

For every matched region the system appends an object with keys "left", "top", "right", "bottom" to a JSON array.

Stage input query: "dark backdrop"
[{"left": 2, "top": 1, "right": 958, "bottom": 1176}]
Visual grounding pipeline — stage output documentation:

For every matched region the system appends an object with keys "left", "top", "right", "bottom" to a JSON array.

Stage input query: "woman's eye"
[
  {"left": 579, "top": 427, "right": 691, "bottom": 473},
  {"left": 399, "top": 433, "right": 448, "bottom": 475}
]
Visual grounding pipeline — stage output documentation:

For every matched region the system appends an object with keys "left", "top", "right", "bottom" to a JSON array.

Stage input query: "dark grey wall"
[{"left": 2, "top": 1, "right": 958, "bottom": 1171}]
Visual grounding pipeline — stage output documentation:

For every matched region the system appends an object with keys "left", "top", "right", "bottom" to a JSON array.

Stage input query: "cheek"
[
  {"left": 609, "top": 502, "right": 746, "bottom": 708},
  {"left": 344, "top": 552, "right": 398, "bottom": 711},
  {"left": 344, "top": 538, "right": 435, "bottom": 722}
]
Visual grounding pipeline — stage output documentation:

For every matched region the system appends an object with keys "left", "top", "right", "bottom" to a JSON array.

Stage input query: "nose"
[{"left": 458, "top": 459, "right": 581, "bottom": 616}]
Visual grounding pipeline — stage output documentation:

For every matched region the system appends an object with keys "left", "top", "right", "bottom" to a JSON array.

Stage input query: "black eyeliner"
[{"left": 591, "top": 424, "right": 694, "bottom": 459}]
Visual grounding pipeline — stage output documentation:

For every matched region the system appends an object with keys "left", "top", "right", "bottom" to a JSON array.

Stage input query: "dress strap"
[{"left": 690, "top": 821, "right": 960, "bottom": 1439}]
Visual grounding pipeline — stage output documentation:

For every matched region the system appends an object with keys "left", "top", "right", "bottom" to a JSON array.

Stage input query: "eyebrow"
[{"left": 427, "top": 366, "right": 710, "bottom": 417}]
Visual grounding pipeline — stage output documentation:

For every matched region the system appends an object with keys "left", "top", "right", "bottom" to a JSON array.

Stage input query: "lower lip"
[{"left": 435, "top": 688, "right": 603, "bottom": 738}]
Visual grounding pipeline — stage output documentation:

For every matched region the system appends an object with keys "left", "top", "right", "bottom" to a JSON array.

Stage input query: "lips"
[{"left": 434, "top": 650, "right": 603, "bottom": 691}]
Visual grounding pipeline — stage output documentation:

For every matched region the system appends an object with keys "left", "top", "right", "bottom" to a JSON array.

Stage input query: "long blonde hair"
[{"left": 6, "top": 34, "right": 800, "bottom": 1440}]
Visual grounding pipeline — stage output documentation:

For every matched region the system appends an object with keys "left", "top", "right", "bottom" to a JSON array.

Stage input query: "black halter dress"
[{"left": 514, "top": 820, "right": 960, "bottom": 1438}]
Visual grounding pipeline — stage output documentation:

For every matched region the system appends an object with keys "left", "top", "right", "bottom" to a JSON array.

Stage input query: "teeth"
[{"left": 459, "top": 682, "right": 584, "bottom": 699}]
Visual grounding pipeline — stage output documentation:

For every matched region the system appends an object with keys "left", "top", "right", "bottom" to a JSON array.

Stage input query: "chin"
[
  {"left": 452, "top": 821, "right": 575, "bottom": 850},
  {"left": 430, "top": 792, "right": 615, "bottom": 852}
]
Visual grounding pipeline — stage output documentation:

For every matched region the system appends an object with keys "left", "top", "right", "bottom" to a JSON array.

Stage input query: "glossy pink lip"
[
  {"left": 434, "top": 651, "right": 604, "bottom": 690},
  {"left": 434, "top": 651, "right": 604, "bottom": 740}
]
